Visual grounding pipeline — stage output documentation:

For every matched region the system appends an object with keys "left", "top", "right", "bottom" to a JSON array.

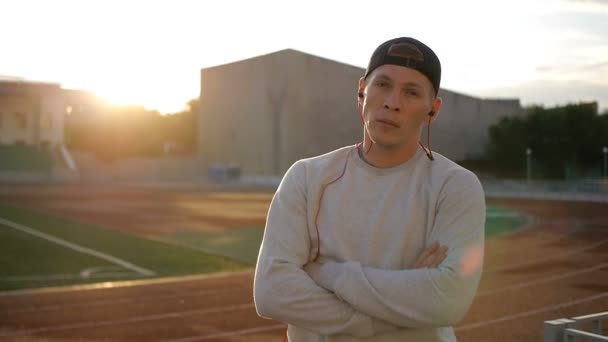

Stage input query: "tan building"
[
  {"left": 199, "top": 49, "right": 522, "bottom": 177},
  {"left": 427, "top": 92, "right": 522, "bottom": 161},
  {"left": 0, "top": 79, "right": 65, "bottom": 147}
]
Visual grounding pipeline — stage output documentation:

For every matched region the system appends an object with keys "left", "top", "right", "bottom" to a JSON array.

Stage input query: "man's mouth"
[{"left": 376, "top": 119, "right": 400, "bottom": 128}]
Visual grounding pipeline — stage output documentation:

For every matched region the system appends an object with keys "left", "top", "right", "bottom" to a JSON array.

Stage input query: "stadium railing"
[
  {"left": 481, "top": 179, "right": 608, "bottom": 203},
  {"left": 544, "top": 312, "right": 608, "bottom": 341}
]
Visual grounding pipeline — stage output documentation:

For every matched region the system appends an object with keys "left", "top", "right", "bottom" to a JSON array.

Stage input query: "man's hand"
[
  {"left": 304, "top": 243, "right": 448, "bottom": 290},
  {"left": 304, "top": 261, "right": 341, "bottom": 290},
  {"left": 414, "top": 241, "right": 448, "bottom": 269},
  {"left": 303, "top": 261, "right": 322, "bottom": 282}
]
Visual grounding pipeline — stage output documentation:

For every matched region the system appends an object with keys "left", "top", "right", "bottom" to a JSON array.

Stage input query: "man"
[{"left": 254, "top": 37, "right": 485, "bottom": 341}]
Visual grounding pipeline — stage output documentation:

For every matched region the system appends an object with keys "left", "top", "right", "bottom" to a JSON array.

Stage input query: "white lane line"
[
  {"left": 478, "top": 262, "right": 608, "bottom": 296},
  {"left": 16, "top": 261, "right": 601, "bottom": 315},
  {"left": 6, "top": 286, "right": 249, "bottom": 314},
  {"left": 486, "top": 237, "right": 608, "bottom": 273},
  {"left": 0, "top": 217, "right": 155, "bottom": 276},
  {"left": 456, "top": 292, "right": 608, "bottom": 331},
  {"left": 163, "top": 324, "right": 286, "bottom": 342},
  {"left": 0, "top": 303, "right": 255, "bottom": 337}
]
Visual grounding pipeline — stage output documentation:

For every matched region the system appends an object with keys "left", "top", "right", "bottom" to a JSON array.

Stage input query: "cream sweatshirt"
[{"left": 254, "top": 145, "right": 485, "bottom": 341}]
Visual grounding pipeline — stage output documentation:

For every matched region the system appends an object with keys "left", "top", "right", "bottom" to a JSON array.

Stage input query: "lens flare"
[{"left": 461, "top": 244, "right": 484, "bottom": 276}]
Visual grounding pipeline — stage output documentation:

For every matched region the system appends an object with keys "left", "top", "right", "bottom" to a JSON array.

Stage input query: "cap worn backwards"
[{"left": 364, "top": 37, "right": 441, "bottom": 95}]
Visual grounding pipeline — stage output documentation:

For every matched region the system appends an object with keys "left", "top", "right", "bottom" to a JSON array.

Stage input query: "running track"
[{"left": 1, "top": 198, "right": 607, "bottom": 341}]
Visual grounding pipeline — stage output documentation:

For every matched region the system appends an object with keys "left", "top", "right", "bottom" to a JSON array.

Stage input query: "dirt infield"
[{"left": 0, "top": 185, "right": 607, "bottom": 341}]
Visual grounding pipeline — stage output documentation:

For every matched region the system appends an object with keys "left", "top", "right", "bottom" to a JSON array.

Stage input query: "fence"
[
  {"left": 545, "top": 312, "right": 608, "bottom": 341},
  {"left": 482, "top": 179, "right": 608, "bottom": 203}
]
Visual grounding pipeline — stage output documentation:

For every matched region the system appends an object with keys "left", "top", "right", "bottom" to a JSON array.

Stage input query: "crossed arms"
[{"left": 253, "top": 162, "right": 485, "bottom": 338}]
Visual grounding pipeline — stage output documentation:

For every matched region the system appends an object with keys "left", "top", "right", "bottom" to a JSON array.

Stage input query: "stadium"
[{"left": 0, "top": 50, "right": 606, "bottom": 341}]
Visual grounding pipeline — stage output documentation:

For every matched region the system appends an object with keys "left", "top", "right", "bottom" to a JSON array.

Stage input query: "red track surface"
[{"left": 1, "top": 187, "right": 607, "bottom": 341}]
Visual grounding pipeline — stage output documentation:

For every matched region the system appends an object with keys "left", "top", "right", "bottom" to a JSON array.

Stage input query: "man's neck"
[{"left": 360, "top": 139, "right": 419, "bottom": 168}]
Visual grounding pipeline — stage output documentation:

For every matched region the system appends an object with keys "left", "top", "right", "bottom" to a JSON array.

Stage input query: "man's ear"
[
  {"left": 357, "top": 77, "right": 366, "bottom": 103},
  {"left": 429, "top": 96, "right": 442, "bottom": 123},
  {"left": 357, "top": 78, "right": 366, "bottom": 124}
]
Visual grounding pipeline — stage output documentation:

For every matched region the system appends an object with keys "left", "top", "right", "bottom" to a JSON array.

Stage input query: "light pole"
[
  {"left": 526, "top": 148, "right": 532, "bottom": 182},
  {"left": 603, "top": 146, "right": 608, "bottom": 178}
]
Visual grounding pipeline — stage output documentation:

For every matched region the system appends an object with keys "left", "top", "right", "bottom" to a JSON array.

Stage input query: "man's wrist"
[{"left": 317, "top": 261, "right": 344, "bottom": 291}]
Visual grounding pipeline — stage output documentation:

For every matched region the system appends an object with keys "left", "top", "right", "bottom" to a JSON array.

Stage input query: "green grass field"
[
  {"left": 0, "top": 204, "right": 527, "bottom": 291},
  {"left": 485, "top": 206, "right": 529, "bottom": 237},
  {"left": 155, "top": 228, "right": 265, "bottom": 265},
  {"left": 156, "top": 206, "right": 528, "bottom": 264},
  {"left": 0, "top": 204, "right": 249, "bottom": 291}
]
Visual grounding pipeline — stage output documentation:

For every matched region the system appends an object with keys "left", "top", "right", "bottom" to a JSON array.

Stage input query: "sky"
[{"left": 1, "top": 0, "right": 607, "bottom": 114}]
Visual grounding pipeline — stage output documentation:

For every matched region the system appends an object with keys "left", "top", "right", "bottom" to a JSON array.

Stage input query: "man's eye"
[{"left": 377, "top": 81, "right": 389, "bottom": 88}]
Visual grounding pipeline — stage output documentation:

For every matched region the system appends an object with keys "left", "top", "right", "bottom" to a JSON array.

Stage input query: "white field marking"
[
  {"left": 1, "top": 274, "right": 83, "bottom": 281},
  {"left": 455, "top": 292, "right": 608, "bottom": 331},
  {"left": 163, "top": 324, "right": 286, "bottom": 342},
  {"left": 486, "top": 237, "right": 608, "bottom": 273},
  {"left": 486, "top": 211, "right": 525, "bottom": 218},
  {"left": 0, "top": 217, "right": 155, "bottom": 276},
  {"left": 512, "top": 225, "right": 583, "bottom": 245},
  {"left": 7, "top": 285, "right": 250, "bottom": 315},
  {"left": 146, "top": 236, "right": 233, "bottom": 260},
  {"left": 81, "top": 267, "right": 107, "bottom": 278},
  {"left": 536, "top": 217, "right": 608, "bottom": 226},
  {"left": 486, "top": 213, "right": 536, "bottom": 240},
  {"left": 477, "top": 262, "right": 608, "bottom": 296},
  {"left": 80, "top": 266, "right": 131, "bottom": 278},
  {"left": 0, "top": 266, "right": 138, "bottom": 282},
  {"left": 492, "top": 216, "right": 589, "bottom": 242},
  {"left": 0, "top": 303, "right": 254, "bottom": 337},
  {"left": 493, "top": 224, "right": 590, "bottom": 249}
]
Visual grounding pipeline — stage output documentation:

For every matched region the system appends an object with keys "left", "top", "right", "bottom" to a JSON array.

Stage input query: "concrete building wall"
[
  {"left": 0, "top": 95, "right": 36, "bottom": 144},
  {"left": 281, "top": 51, "right": 363, "bottom": 174},
  {"left": 199, "top": 52, "right": 283, "bottom": 176},
  {"left": 0, "top": 81, "right": 64, "bottom": 147},
  {"left": 425, "top": 91, "right": 521, "bottom": 161},
  {"left": 200, "top": 50, "right": 365, "bottom": 176},
  {"left": 199, "top": 49, "right": 522, "bottom": 177},
  {"left": 39, "top": 94, "right": 65, "bottom": 147}
]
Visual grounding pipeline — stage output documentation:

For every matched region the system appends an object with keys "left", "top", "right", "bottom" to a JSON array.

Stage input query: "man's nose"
[{"left": 383, "top": 90, "right": 400, "bottom": 112}]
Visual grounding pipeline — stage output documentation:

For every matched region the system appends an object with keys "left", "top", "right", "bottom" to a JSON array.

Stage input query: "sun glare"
[{"left": 85, "top": 78, "right": 196, "bottom": 114}]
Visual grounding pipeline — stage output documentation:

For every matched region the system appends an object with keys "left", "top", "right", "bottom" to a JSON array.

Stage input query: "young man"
[{"left": 254, "top": 37, "right": 485, "bottom": 341}]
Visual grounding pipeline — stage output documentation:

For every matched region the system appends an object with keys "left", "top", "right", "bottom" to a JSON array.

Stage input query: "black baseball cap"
[{"left": 364, "top": 37, "right": 441, "bottom": 95}]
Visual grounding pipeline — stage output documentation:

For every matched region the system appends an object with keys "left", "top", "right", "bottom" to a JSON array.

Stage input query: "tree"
[
  {"left": 485, "top": 102, "right": 605, "bottom": 179},
  {"left": 65, "top": 99, "right": 199, "bottom": 162},
  {"left": 159, "top": 98, "right": 198, "bottom": 155}
]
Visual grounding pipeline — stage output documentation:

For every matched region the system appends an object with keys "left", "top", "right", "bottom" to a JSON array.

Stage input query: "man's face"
[{"left": 358, "top": 64, "right": 441, "bottom": 150}]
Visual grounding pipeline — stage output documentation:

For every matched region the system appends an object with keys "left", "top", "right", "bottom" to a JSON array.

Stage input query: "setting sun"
[
  {"left": 1, "top": 0, "right": 607, "bottom": 112},
  {"left": 83, "top": 75, "right": 197, "bottom": 114}
]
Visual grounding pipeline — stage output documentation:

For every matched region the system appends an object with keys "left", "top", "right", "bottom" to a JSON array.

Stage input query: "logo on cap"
[{"left": 387, "top": 42, "right": 424, "bottom": 69}]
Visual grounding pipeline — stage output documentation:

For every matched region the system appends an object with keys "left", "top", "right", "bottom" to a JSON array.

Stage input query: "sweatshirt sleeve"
[
  {"left": 253, "top": 161, "right": 398, "bottom": 337},
  {"left": 322, "top": 169, "right": 486, "bottom": 328}
]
